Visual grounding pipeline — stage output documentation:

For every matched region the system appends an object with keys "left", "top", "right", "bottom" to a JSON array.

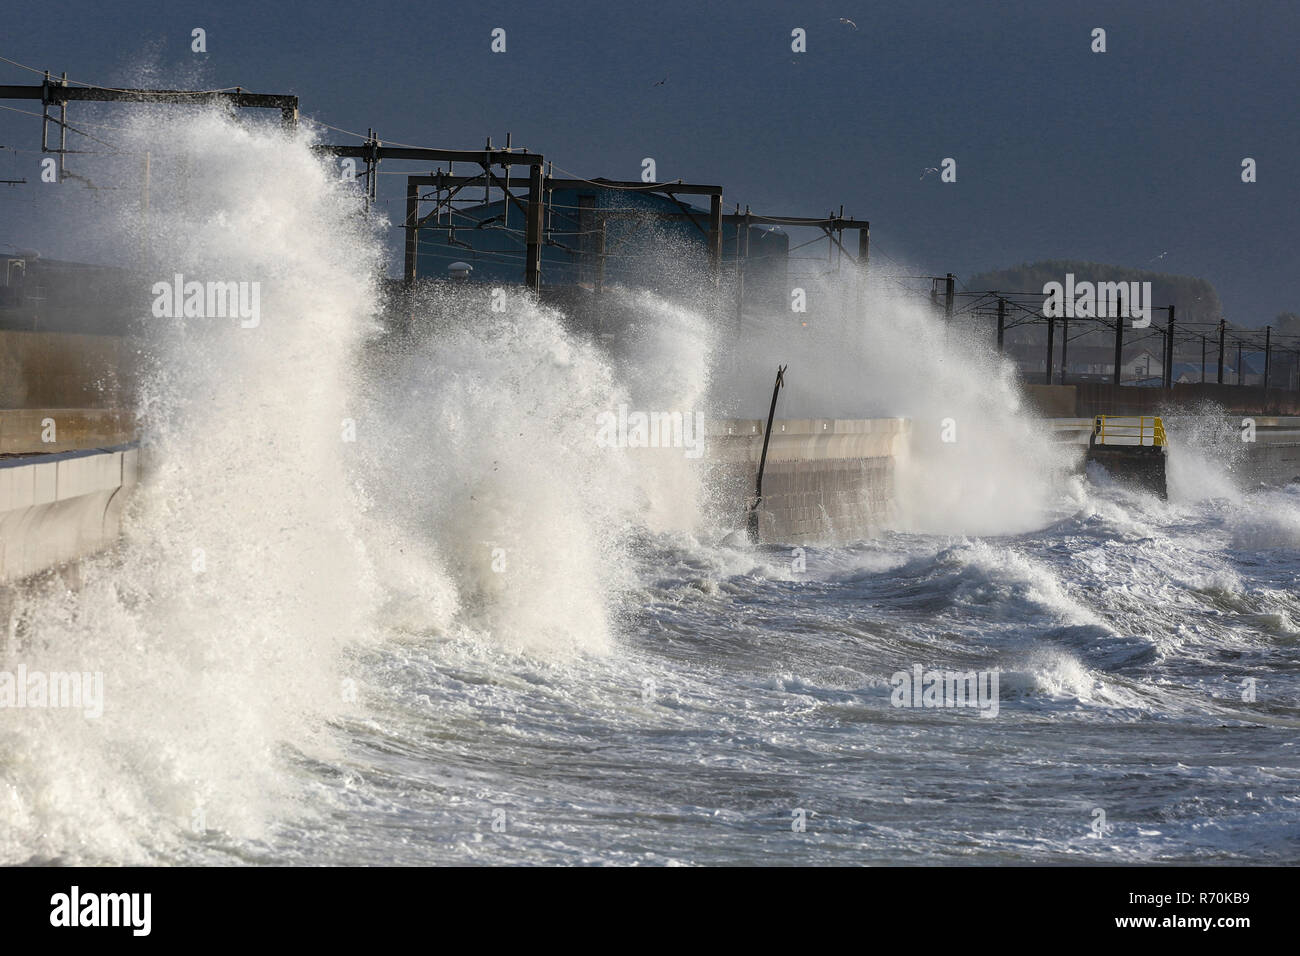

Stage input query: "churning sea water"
[{"left": 2, "top": 110, "right": 1296, "bottom": 866}]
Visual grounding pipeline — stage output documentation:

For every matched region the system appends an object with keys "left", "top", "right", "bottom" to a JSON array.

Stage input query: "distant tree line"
[
  {"left": 964, "top": 259, "right": 1224, "bottom": 327},
  {"left": 959, "top": 260, "right": 1299, "bottom": 383}
]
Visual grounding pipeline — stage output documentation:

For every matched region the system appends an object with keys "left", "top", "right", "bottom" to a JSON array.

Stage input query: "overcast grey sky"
[{"left": 2, "top": 0, "right": 1297, "bottom": 323}]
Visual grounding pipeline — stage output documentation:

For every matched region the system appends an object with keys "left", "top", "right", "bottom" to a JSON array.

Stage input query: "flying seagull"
[
  {"left": 653, "top": 75, "right": 667, "bottom": 87},
  {"left": 919, "top": 167, "right": 939, "bottom": 180},
  {"left": 839, "top": 17, "right": 859, "bottom": 30}
]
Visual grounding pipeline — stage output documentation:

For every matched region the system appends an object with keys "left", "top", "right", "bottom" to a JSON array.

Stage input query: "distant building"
[{"left": 1007, "top": 342, "right": 1165, "bottom": 384}]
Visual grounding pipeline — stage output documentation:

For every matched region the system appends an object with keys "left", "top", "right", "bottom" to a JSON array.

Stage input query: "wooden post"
[
  {"left": 707, "top": 194, "right": 722, "bottom": 279},
  {"left": 1163, "top": 305, "right": 1175, "bottom": 388},
  {"left": 403, "top": 180, "right": 419, "bottom": 285},
  {"left": 1112, "top": 314, "right": 1124, "bottom": 385},
  {"left": 854, "top": 223, "right": 870, "bottom": 314},
  {"left": 1045, "top": 314, "right": 1055, "bottom": 385},
  {"left": 40, "top": 70, "right": 49, "bottom": 154},
  {"left": 747, "top": 364, "right": 787, "bottom": 543},
  {"left": 1217, "top": 319, "right": 1226, "bottom": 384},
  {"left": 1060, "top": 316, "right": 1070, "bottom": 384},
  {"left": 735, "top": 207, "right": 750, "bottom": 329},
  {"left": 1264, "top": 325, "right": 1272, "bottom": 389},
  {"left": 58, "top": 73, "right": 67, "bottom": 180},
  {"left": 525, "top": 163, "right": 544, "bottom": 291}
]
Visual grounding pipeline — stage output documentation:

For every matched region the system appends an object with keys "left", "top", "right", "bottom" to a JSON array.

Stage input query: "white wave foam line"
[
  {"left": 997, "top": 646, "right": 1155, "bottom": 712},
  {"left": 947, "top": 540, "right": 1109, "bottom": 630}
]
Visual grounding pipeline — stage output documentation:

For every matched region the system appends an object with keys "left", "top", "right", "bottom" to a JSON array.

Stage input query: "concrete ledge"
[
  {"left": 709, "top": 417, "right": 908, "bottom": 436},
  {"left": 0, "top": 408, "right": 135, "bottom": 455},
  {"left": 709, "top": 417, "right": 909, "bottom": 462},
  {"left": 713, "top": 436, "right": 908, "bottom": 465},
  {"left": 0, "top": 444, "right": 138, "bottom": 584}
]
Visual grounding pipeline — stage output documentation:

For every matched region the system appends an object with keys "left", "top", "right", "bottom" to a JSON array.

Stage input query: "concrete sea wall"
[
  {"left": 1212, "top": 417, "right": 1300, "bottom": 485},
  {"left": 0, "top": 444, "right": 138, "bottom": 585},
  {"left": 0, "top": 405, "right": 138, "bottom": 592},
  {"left": 0, "top": 407, "right": 134, "bottom": 455},
  {"left": 712, "top": 413, "right": 1297, "bottom": 547},
  {"left": 709, "top": 418, "right": 910, "bottom": 544},
  {"left": 0, "top": 330, "right": 136, "bottom": 410}
]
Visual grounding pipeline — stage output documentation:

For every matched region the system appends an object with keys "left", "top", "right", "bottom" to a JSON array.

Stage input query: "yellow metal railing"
[{"left": 1092, "top": 415, "right": 1166, "bottom": 447}]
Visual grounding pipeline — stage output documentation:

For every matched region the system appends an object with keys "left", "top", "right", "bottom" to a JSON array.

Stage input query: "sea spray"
[
  {"left": 1159, "top": 402, "right": 1244, "bottom": 503},
  {"left": 2, "top": 102, "right": 725, "bottom": 865},
  {"left": 708, "top": 270, "right": 1074, "bottom": 535},
  {"left": 354, "top": 283, "right": 715, "bottom": 654},
  {"left": 0, "top": 108, "right": 384, "bottom": 862}
]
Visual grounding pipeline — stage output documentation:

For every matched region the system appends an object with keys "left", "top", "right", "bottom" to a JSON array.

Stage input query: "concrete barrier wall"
[
  {"left": 1027, "top": 382, "right": 1300, "bottom": 418},
  {"left": 1239, "top": 440, "right": 1300, "bottom": 485},
  {"left": 709, "top": 418, "right": 909, "bottom": 544},
  {"left": 0, "top": 445, "right": 138, "bottom": 584},
  {"left": 0, "top": 408, "right": 135, "bottom": 455},
  {"left": 0, "top": 330, "right": 135, "bottom": 409},
  {"left": 1023, "top": 385, "right": 1078, "bottom": 418},
  {"left": 1230, "top": 417, "right": 1300, "bottom": 484}
]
